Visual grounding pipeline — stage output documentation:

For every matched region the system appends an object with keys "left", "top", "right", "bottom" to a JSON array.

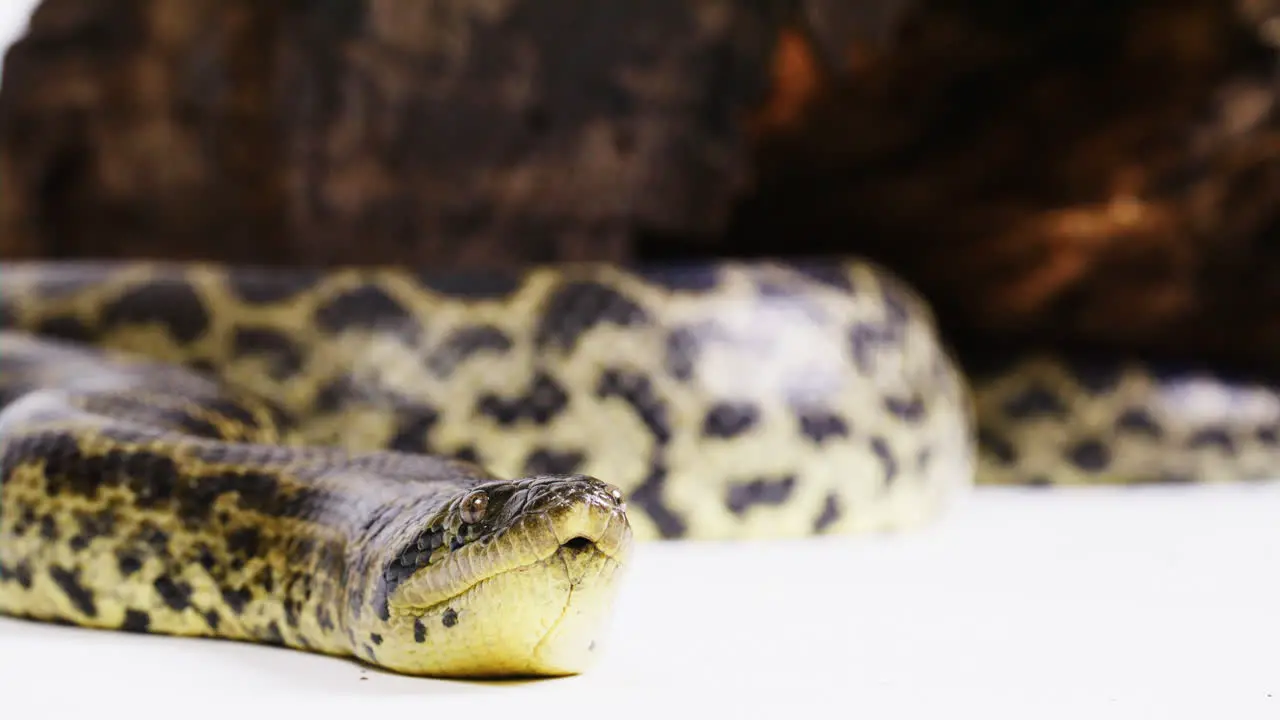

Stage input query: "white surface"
[
  {"left": 2, "top": 484, "right": 1279, "bottom": 718},
  {"left": 1, "top": 3, "right": 1278, "bottom": 718}
]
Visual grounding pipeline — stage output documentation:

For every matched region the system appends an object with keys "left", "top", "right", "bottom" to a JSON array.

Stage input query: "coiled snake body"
[{"left": 1, "top": 259, "right": 1277, "bottom": 677}]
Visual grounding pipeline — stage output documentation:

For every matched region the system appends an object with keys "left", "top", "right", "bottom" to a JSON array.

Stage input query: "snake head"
[{"left": 358, "top": 474, "right": 633, "bottom": 677}]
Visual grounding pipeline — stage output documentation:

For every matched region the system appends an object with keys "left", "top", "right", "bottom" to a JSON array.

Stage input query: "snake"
[{"left": 2, "top": 258, "right": 1278, "bottom": 678}]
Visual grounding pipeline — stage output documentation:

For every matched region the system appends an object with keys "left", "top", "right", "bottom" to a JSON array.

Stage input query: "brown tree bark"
[
  {"left": 732, "top": 0, "right": 1280, "bottom": 373},
  {"left": 0, "top": 0, "right": 797, "bottom": 267}
]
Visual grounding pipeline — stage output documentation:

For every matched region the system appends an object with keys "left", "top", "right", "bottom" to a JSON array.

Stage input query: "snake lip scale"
[{"left": 1, "top": 258, "right": 1278, "bottom": 678}]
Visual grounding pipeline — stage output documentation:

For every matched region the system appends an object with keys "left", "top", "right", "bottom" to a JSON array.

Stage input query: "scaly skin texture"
[
  {"left": 0, "top": 337, "right": 631, "bottom": 676},
  {"left": 3, "top": 258, "right": 1279, "bottom": 677}
]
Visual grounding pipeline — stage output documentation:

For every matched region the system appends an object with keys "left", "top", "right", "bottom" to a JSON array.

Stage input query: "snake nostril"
[{"left": 562, "top": 536, "right": 593, "bottom": 551}]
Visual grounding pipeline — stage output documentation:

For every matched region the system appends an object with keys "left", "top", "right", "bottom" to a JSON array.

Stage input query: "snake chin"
[{"left": 365, "top": 475, "right": 634, "bottom": 677}]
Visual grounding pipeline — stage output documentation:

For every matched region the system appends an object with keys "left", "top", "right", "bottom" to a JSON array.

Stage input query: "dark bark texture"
[
  {"left": 0, "top": 0, "right": 794, "bottom": 266},
  {"left": 2, "top": 0, "right": 1279, "bottom": 372},
  {"left": 732, "top": 0, "right": 1280, "bottom": 374}
]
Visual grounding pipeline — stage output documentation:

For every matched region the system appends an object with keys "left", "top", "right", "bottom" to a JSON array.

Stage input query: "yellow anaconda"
[{"left": 2, "top": 259, "right": 1278, "bottom": 677}]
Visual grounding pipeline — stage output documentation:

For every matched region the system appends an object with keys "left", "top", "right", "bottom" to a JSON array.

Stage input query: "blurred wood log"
[
  {"left": 0, "top": 0, "right": 797, "bottom": 266},
  {"left": 732, "top": 0, "right": 1280, "bottom": 373}
]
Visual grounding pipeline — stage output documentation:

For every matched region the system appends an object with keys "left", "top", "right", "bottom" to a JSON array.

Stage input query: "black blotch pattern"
[
  {"left": 726, "top": 476, "right": 797, "bottom": 515},
  {"left": 254, "top": 567, "right": 275, "bottom": 593},
  {"left": 231, "top": 327, "right": 306, "bottom": 378},
  {"left": 812, "top": 493, "right": 841, "bottom": 533},
  {"left": 426, "top": 326, "right": 513, "bottom": 377},
  {"left": 312, "top": 378, "right": 354, "bottom": 413},
  {"left": 1001, "top": 385, "right": 1069, "bottom": 419},
  {"left": 262, "top": 621, "right": 285, "bottom": 645},
  {"left": 791, "top": 264, "right": 856, "bottom": 293},
  {"left": 1115, "top": 408, "right": 1163, "bottom": 438},
  {"left": 224, "top": 270, "right": 322, "bottom": 304},
  {"left": 202, "top": 398, "right": 262, "bottom": 429},
  {"left": 226, "top": 527, "right": 262, "bottom": 558},
  {"left": 388, "top": 409, "right": 440, "bottom": 453},
  {"left": 535, "top": 281, "right": 649, "bottom": 351},
  {"left": 154, "top": 576, "right": 193, "bottom": 611},
  {"left": 413, "top": 618, "right": 427, "bottom": 643},
  {"left": 879, "top": 282, "right": 912, "bottom": 325},
  {"left": 476, "top": 372, "right": 570, "bottom": 427},
  {"left": 49, "top": 566, "right": 97, "bottom": 617},
  {"left": 664, "top": 326, "right": 701, "bottom": 382},
  {"left": 884, "top": 395, "right": 926, "bottom": 423},
  {"left": 194, "top": 545, "right": 219, "bottom": 572},
  {"left": 11, "top": 508, "right": 36, "bottom": 537},
  {"left": 414, "top": 268, "right": 522, "bottom": 300},
  {"left": 848, "top": 321, "right": 901, "bottom": 374},
  {"left": 870, "top": 436, "right": 898, "bottom": 485},
  {"left": 370, "top": 633, "right": 383, "bottom": 645},
  {"left": 115, "top": 445, "right": 181, "bottom": 507},
  {"left": 188, "top": 358, "right": 218, "bottom": 375},
  {"left": 1066, "top": 439, "right": 1111, "bottom": 472},
  {"left": 35, "top": 315, "right": 95, "bottom": 343},
  {"left": 133, "top": 524, "right": 170, "bottom": 553},
  {"left": 701, "top": 402, "right": 759, "bottom": 439},
  {"left": 120, "top": 610, "right": 151, "bottom": 633},
  {"left": 176, "top": 469, "right": 298, "bottom": 520},
  {"left": 628, "top": 459, "right": 686, "bottom": 538},
  {"left": 442, "top": 608, "right": 459, "bottom": 627},
  {"left": 204, "top": 610, "right": 221, "bottom": 630},
  {"left": 631, "top": 264, "right": 720, "bottom": 292},
  {"left": 12, "top": 562, "right": 34, "bottom": 589},
  {"left": 978, "top": 427, "right": 1018, "bottom": 466},
  {"left": 596, "top": 369, "right": 671, "bottom": 444},
  {"left": 159, "top": 409, "right": 224, "bottom": 440},
  {"left": 68, "top": 508, "right": 115, "bottom": 552},
  {"left": 1257, "top": 425, "right": 1279, "bottom": 445},
  {"left": 116, "top": 552, "right": 143, "bottom": 577},
  {"left": 313, "top": 285, "right": 416, "bottom": 336},
  {"left": 451, "top": 446, "right": 481, "bottom": 464},
  {"left": 100, "top": 281, "right": 210, "bottom": 343},
  {"left": 797, "top": 408, "right": 849, "bottom": 443},
  {"left": 284, "top": 600, "right": 301, "bottom": 629},
  {"left": 221, "top": 588, "right": 252, "bottom": 614},
  {"left": 1187, "top": 428, "right": 1234, "bottom": 453},
  {"left": 523, "top": 448, "right": 586, "bottom": 476}
]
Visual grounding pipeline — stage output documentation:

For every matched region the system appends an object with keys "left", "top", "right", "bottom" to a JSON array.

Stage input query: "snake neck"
[{"left": 198, "top": 454, "right": 487, "bottom": 658}]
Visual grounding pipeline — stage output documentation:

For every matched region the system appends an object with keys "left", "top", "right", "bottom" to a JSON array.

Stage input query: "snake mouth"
[
  {"left": 561, "top": 536, "right": 594, "bottom": 552},
  {"left": 387, "top": 500, "right": 633, "bottom": 616}
]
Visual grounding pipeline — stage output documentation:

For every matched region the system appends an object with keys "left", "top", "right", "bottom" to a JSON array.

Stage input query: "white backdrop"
[{"left": 1, "top": 3, "right": 1278, "bottom": 717}]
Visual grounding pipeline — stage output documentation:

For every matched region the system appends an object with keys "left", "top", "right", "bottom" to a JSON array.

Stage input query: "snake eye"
[
  {"left": 608, "top": 486, "right": 626, "bottom": 511},
  {"left": 459, "top": 491, "right": 489, "bottom": 525}
]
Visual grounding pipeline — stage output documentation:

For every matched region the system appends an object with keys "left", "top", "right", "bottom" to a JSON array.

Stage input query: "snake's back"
[{"left": 0, "top": 260, "right": 976, "bottom": 540}]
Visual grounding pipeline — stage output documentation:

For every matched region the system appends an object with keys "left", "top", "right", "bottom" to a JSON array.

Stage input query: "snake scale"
[{"left": 2, "top": 258, "right": 1278, "bottom": 677}]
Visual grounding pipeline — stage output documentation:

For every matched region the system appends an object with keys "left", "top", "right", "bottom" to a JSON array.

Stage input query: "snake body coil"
[{"left": 1, "top": 259, "right": 1278, "bottom": 677}]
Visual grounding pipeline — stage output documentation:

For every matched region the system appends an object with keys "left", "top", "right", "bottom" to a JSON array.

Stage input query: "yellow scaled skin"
[{"left": 359, "top": 500, "right": 633, "bottom": 677}]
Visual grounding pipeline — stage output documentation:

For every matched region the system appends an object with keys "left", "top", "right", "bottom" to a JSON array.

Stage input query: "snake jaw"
[
  {"left": 358, "top": 475, "right": 633, "bottom": 677},
  {"left": 386, "top": 477, "right": 632, "bottom": 613}
]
